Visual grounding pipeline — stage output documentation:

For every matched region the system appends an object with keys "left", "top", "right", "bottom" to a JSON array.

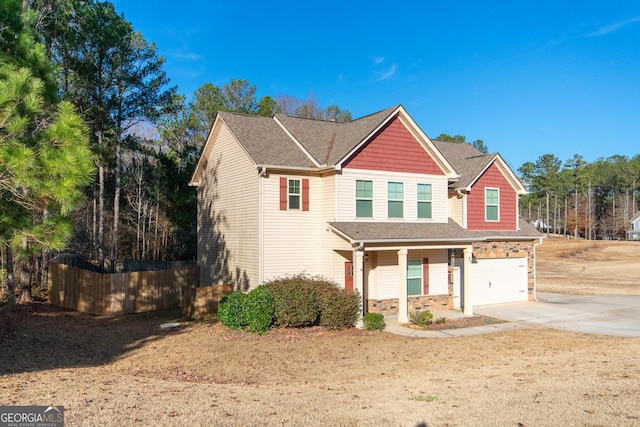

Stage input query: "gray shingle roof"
[
  {"left": 432, "top": 140, "right": 495, "bottom": 189},
  {"left": 329, "top": 218, "right": 542, "bottom": 243},
  {"left": 218, "top": 112, "right": 316, "bottom": 168},
  {"left": 274, "top": 106, "right": 397, "bottom": 165}
]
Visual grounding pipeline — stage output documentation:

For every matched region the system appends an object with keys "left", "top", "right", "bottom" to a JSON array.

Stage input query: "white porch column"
[
  {"left": 463, "top": 246, "right": 473, "bottom": 315},
  {"left": 398, "top": 248, "right": 409, "bottom": 323},
  {"left": 354, "top": 249, "right": 365, "bottom": 305}
]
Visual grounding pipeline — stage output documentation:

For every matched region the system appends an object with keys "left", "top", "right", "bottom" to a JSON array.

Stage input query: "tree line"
[
  {"left": 0, "top": 0, "right": 352, "bottom": 304},
  {"left": 519, "top": 153, "right": 640, "bottom": 240}
]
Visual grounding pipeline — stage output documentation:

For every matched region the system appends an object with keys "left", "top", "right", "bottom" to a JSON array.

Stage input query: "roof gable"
[
  {"left": 342, "top": 115, "right": 445, "bottom": 175},
  {"left": 274, "top": 106, "right": 397, "bottom": 165},
  {"left": 433, "top": 140, "right": 526, "bottom": 194}
]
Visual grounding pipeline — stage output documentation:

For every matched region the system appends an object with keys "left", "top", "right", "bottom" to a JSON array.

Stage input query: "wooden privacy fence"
[
  {"left": 48, "top": 262, "right": 199, "bottom": 315},
  {"left": 181, "top": 283, "right": 233, "bottom": 319}
]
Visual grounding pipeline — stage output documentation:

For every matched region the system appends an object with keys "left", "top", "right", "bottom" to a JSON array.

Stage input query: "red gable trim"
[
  {"left": 466, "top": 162, "right": 517, "bottom": 230},
  {"left": 342, "top": 116, "right": 444, "bottom": 175}
]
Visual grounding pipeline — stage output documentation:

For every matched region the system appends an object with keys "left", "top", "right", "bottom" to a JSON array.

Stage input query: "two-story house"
[{"left": 189, "top": 105, "right": 542, "bottom": 322}]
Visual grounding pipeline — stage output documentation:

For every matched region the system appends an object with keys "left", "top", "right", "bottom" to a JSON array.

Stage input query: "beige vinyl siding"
[
  {"left": 364, "top": 251, "right": 379, "bottom": 298},
  {"left": 197, "top": 124, "right": 259, "bottom": 289},
  {"left": 262, "top": 174, "right": 324, "bottom": 281},
  {"left": 373, "top": 249, "right": 449, "bottom": 299},
  {"left": 448, "top": 190, "right": 464, "bottom": 227},
  {"left": 410, "top": 249, "right": 449, "bottom": 295},
  {"left": 336, "top": 169, "right": 449, "bottom": 222},
  {"left": 320, "top": 173, "right": 352, "bottom": 282},
  {"left": 376, "top": 251, "right": 399, "bottom": 299}
]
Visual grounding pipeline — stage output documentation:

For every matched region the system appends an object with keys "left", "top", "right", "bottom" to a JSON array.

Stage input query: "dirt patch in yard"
[{"left": 2, "top": 302, "right": 640, "bottom": 426}]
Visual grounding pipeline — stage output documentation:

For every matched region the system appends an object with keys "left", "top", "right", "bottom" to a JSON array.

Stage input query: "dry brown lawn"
[
  {"left": 536, "top": 236, "right": 640, "bottom": 295},
  {"left": 1, "top": 237, "right": 640, "bottom": 426}
]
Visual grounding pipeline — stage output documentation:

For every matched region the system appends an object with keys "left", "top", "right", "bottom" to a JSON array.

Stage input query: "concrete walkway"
[{"left": 384, "top": 292, "right": 640, "bottom": 338}]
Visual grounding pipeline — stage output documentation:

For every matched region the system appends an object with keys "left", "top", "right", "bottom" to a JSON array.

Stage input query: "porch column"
[
  {"left": 354, "top": 249, "right": 365, "bottom": 314},
  {"left": 463, "top": 246, "right": 473, "bottom": 315},
  {"left": 398, "top": 248, "right": 408, "bottom": 323}
]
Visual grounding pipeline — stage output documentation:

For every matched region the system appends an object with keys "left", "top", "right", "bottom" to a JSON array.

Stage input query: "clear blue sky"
[{"left": 111, "top": 0, "right": 640, "bottom": 171}]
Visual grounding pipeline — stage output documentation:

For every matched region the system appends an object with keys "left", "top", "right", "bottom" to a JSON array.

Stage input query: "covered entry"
[{"left": 472, "top": 257, "right": 528, "bottom": 306}]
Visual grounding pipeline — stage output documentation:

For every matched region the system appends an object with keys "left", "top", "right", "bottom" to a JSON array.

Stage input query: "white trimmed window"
[
  {"left": 417, "top": 183, "right": 432, "bottom": 219},
  {"left": 279, "top": 177, "right": 309, "bottom": 211},
  {"left": 288, "top": 179, "right": 300, "bottom": 209},
  {"left": 387, "top": 182, "right": 403, "bottom": 218},
  {"left": 407, "top": 259, "right": 422, "bottom": 296},
  {"left": 356, "top": 180, "right": 373, "bottom": 218},
  {"left": 485, "top": 188, "right": 499, "bottom": 221}
]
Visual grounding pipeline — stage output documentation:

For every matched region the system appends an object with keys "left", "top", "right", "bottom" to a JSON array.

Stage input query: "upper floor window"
[
  {"left": 356, "top": 180, "right": 373, "bottom": 218},
  {"left": 485, "top": 188, "right": 499, "bottom": 221},
  {"left": 288, "top": 179, "right": 300, "bottom": 209},
  {"left": 417, "top": 183, "right": 432, "bottom": 219},
  {"left": 387, "top": 182, "right": 403, "bottom": 218},
  {"left": 280, "top": 177, "right": 309, "bottom": 211}
]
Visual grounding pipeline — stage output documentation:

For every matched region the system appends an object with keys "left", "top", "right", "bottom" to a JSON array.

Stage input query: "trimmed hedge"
[
  {"left": 217, "top": 291, "right": 246, "bottom": 329},
  {"left": 267, "top": 274, "right": 360, "bottom": 329},
  {"left": 217, "top": 274, "right": 362, "bottom": 334},
  {"left": 267, "top": 275, "right": 321, "bottom": 327},
  {"left": 244, "top": 285, "right": 274, "bottom": 335},
  {"left": 317, "top": 287, "right": 360, "bottom": 330}
]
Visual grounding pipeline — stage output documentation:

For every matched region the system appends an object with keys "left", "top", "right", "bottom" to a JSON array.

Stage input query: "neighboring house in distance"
[
  {"left": 190, "top": 105, "right": 543, "bottom": 322},
  {"left": 629, "top": 212, "right": 640, "bottom": 240}
]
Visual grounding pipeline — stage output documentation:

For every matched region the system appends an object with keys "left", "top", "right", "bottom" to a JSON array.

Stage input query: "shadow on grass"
[{"left": 0, "top": 302, "right": 190, "bottom": 376}]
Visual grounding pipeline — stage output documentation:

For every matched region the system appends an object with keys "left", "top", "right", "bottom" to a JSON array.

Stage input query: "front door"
[{"left": 345, "top": 262, "right": 354, "bottom": 292}]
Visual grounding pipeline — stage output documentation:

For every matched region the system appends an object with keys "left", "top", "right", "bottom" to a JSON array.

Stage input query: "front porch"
[{"left": 350, "top": 244, "right": 475, "bottom": 323}]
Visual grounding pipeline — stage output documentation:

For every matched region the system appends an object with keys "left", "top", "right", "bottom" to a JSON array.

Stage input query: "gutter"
[{"left": 255, "top": 164, "right": 337, "bottom": 173}]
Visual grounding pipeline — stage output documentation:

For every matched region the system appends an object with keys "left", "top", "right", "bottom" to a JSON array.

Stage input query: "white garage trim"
[{"left": 473, "top": 257, "right": 528, "bottom": 306}]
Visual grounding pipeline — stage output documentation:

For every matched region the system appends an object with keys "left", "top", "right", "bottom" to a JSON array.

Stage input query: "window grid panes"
[
  {"left": 387, "top": 182, "right": 403, "bottom": 218},
  {"left": 289, "top": 179, "right": 300, "bottom": 210},
  {"left": 485, "top": 188, "right": 499, "bottom": 221},
  {"left": 417, "top": 183, "right": 432, "bottom": 219},
  {"left": 407, "top": 259, "right": 422, "bottom": 295},
  {"left": 356, "top": 180, "right": 373, "bottom": 218}
]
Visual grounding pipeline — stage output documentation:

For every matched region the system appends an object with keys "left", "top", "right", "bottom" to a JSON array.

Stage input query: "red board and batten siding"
[
  {"left": 466, "top": 162, "right": 517, "bottom": 230},
  {"left": 343, "top": 117, "right": 445, "bottom": 175}
]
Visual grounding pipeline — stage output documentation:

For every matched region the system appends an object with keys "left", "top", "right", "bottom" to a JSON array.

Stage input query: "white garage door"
[{"left": 473, "top": 257, "right": 528, "bottom": 306}]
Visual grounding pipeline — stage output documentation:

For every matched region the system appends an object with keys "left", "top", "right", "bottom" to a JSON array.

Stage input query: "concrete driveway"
[{"left": 474, "top": 292, "right": 640, "bottom": 337}]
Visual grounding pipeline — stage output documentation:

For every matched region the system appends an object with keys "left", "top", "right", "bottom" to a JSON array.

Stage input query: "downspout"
[{"left": 258, "top": 167, "right": 267, "bottom": 283}]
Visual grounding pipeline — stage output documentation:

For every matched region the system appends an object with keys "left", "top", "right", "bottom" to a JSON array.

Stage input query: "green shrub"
[
  {"left": 267, "top": 275, "right": 320, "bottom": 327},
  {"left": 435, "top": 316, "right": 447, "bottom": 324},
  {"left": 244, "top": 285, "right": 274, "bottom": 335},
  {"left": 363, "top": 312, "right": 385, "bottom": 330},
  {"left": 266, "top": 274, "right": 360, "bottom": 329},
  {"left": 217, "top": 291, "right": 247, "bottom": 329},
  {"left": 318, "top": 287, "right": 360, "bottom": 330},
  {"left": 409, "top": 310, "right": 433, "bottom": 327}
]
